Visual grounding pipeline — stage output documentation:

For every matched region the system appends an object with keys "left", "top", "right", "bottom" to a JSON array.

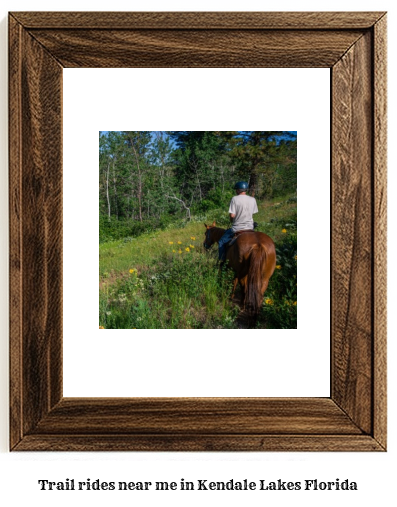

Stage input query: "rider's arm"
[{"left": 229, "top": 213, "right": 235, "bottom": 222}]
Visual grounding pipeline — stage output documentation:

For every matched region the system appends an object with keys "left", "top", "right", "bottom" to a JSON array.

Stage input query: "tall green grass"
[{"left": 100, "top": 248, "right": 237, "bottom": 329}]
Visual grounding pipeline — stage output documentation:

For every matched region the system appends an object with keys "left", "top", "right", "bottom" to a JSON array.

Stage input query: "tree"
[
  {"left": 122, "top": 131, "right": 151, "bottom": 221},
  {"left": 227, "top": 131, "right": 297, "bottom": 197},
  {"left": 170, "top": 131, "right": 236, "bottom": 204},
  {"left": 148, "top": 131, "right": 176, "bottom": 218},
  {"left": 99, "top": 131, "right": 297, "bottom": 242}
]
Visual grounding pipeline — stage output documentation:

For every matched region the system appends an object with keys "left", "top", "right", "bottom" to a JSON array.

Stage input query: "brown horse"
[{"left": 204, "top": 221, "right": 276, "bottom": 316}]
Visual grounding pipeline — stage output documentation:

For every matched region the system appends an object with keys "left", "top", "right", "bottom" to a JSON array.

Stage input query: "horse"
[{"left": 203, "top": 221, "right": 276, "bottom": 317}]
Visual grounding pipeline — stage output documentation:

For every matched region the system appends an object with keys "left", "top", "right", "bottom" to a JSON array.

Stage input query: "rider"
[{"left": 218, "top": 181, "right": 258, "bottom": 262}]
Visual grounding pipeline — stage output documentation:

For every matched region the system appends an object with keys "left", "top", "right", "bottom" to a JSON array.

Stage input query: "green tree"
[
  {"left": 170, "top": 131, "right": 236, "bottom": 205},
  {"left": 99, "top": 131, "right": 297, "bottom": 242},
  {"left": 122, "top": 131, "right": 152, "bottom": 221},
  {"left": 226, "top": 131, "right": 297, "bottom": 197}
]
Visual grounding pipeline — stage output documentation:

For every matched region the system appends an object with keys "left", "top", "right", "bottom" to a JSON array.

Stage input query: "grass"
[{"left": 99, "top": 194, "right": 297, "bottom": 329}]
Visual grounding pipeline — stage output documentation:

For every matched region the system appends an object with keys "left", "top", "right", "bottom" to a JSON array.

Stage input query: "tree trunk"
[
  {"left": 111, "top": 157, "right": 118, "bottom": 219},
  {"left": 106, "top": 159, "right": 111, "bottom": 218},
  {"left": 249, "top": 156, "right": 261, "bottom": 197},
  {"left": 130, "top": 142, "right": 143, "bottom": 222},
  {"left": 249, "top": 171, "right": 258, "bottom": 197}
]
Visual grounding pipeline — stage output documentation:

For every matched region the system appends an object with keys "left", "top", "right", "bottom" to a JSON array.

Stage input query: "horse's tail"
[{"left": 245, "top": 243, "right": 267, "bottom": 316}]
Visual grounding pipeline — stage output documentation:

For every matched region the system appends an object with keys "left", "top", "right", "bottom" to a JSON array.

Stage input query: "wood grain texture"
[
  {"left": 9, "top": 15, "right": 23, "bottom": 450},
  {"left": 12, "top": 11, "right": 386, "bottom": 29},
  {"left": 14, "top": 435, "right": 383, "bottom": 452},
  {"left": 8, "top": 11, "right": 387, "bottom": 452},
  {"left": 332, "top": 32, "right": 373, "bottom": 434},
  {"left": 373, "top": 14, "right": 387, "bottom": 449},
  {"left": 32, "top": 398, "right": 362, "bottom": 435},
  {"left": 27, "top": 29, "right": 363, "bottom": 68},
  {"left": 9, "top": 17, "right": 63, "bottom": 447},
  {"left": 21, "top": 28, "right": 64, "bottom": 433}
]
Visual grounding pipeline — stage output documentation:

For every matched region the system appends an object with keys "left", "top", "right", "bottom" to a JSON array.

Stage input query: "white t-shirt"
[{"left": 229, "top": 194, "right": 258, "bottom": 232}]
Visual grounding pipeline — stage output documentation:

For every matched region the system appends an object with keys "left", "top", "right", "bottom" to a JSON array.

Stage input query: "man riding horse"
[
  {"left": 218, "top": 181, "right": 258, "bottom": 265},
  {"left": 203, "top": 182, "right": 275, "bottom": 317}
]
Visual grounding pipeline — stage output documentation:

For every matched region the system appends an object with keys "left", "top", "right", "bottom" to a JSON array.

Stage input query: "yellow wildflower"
[
  {"left": 178, "top": 250, "right": 182, "bottom": 254},
  {"left": 282, "top": 229, "right": 287, "bottom": 233},
  {"left": 177, "top": 241, "right": 182, "bottom": 244},
  {"left": 99, "top": 325, "right": 104, "bottom": 329},
  {"left": 185, "top": 247, "right": 190, "bottom": 252},
  {"left": 190, "top": 244, "right": 195, "bottom": 249},
  {"left": 295, "top": 255, "right": 297, "bottom": 260},
  {"left": 129, "top": 269, "right": 135, "bottom": 274},
  {"left": 276, "top": 265, "right": 282, "bottom": 270},
  {"left": 293, "top": 301, "right": 297, "bottom": 306},
  {"left": 172, "top": 250, "right": 176, "bottom": 253},
  {"left": 265, "top": 299, "right": 273, "bottom": 305},
  {"left": 190, "top": 236, "right": 196, "bottom": 241},
  {"left": 169, "top": 241, "right": 174, "bottom": 245}
]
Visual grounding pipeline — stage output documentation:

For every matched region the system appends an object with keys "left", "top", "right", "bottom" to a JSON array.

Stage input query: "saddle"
[{"left": 227, "top": 229, "right": 255, "bottom": 249}]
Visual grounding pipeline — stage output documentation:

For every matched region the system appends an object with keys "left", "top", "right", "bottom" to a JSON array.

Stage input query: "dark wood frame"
[{"left": 9, "top": 12, "right": 387, "bottom": 451}]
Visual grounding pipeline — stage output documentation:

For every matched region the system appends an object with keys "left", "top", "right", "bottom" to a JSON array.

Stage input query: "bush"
[
  {"left": 195, "top": 188, "right": 234, "bottom": 213},
  {"left": 100, "top": 214, "right": 186, "bottom": 243}
]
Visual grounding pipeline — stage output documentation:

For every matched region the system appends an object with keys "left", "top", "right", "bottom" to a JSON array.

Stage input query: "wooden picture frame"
[{"left": 9, "top": 11, "right": 387, "bottom": 451}]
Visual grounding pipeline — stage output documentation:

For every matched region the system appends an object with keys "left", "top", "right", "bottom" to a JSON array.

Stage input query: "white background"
[
  {"left": 0, "top": 1, "right": 395, "bottom": 507},
  {"left": 63, "top": 68, "right": 330, "bottom": 397}
]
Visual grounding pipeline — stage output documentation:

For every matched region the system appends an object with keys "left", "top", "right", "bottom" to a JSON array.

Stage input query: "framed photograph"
[{"left": 9, "top": 11, "right": 387, "bottom": 451}]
